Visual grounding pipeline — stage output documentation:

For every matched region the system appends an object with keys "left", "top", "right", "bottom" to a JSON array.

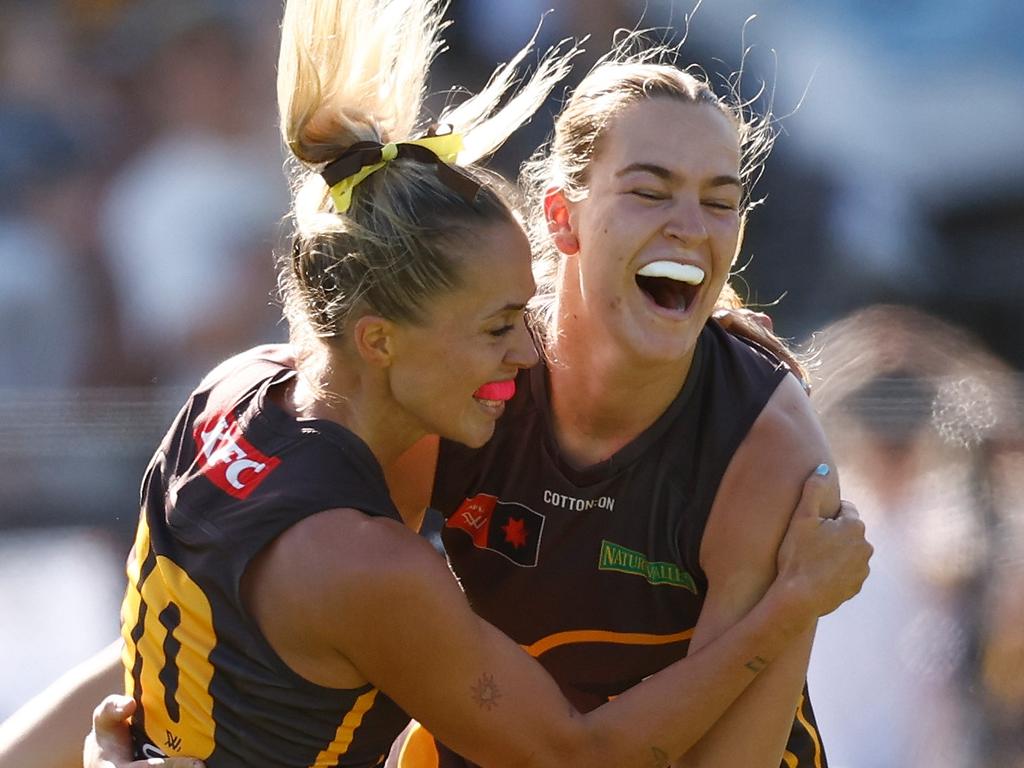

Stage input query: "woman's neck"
[
  {"left": 289, "top": 372, "right": 424, "bottom": 470},
  {"left": 544, "top": 330, "right": 696, "bottom": 469}
]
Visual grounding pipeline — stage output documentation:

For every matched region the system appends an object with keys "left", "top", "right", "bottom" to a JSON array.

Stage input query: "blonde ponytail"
[
  {"left": 278, "top": 0, "right": 444, "bottom": 167},
  {"left": 274, "top": 0, "right": 577, "bottom": 391}
]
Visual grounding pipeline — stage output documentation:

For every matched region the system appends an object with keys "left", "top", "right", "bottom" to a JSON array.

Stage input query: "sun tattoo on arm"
[
  {"left": 745, "top": 655, "right": 768, "bottom": 674},
  {"left": 648, "top": 746, "right": 670, "bottom": 767},
  {"left": 470, "top": 673, "right": 502, "bottom": 711}
]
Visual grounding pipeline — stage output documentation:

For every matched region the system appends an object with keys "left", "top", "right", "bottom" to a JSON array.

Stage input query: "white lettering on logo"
[
  {"left": 225, "top": 458, "right": 266, "bottom": 490},
  {"left": 460, "top": 511, "right": 488, "bottom": 530},
  {"left": 542, "top": 490, "right": 615, "bottom": 512},
  {"left": 200, "top": 417, "right": 232, "bottom": 459},
  {"left": 200, "top": 418, "right": 268, "bottom": 490}
]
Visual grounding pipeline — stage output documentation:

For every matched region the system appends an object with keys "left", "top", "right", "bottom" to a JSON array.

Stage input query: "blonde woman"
[{"left": 0, "top": 4, "right": 871, "bottom": 768}]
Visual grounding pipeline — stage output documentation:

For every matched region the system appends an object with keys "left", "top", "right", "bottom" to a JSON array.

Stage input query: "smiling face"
[
  {"left": 384, "top": 219, "right": 539, "bottom": 448},
  {"left": 555, "top": 97, "right": 743, "bottom": 367}
]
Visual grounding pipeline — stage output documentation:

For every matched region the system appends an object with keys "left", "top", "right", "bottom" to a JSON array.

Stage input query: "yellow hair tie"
[{"left": 324, "top": 133, "right": 464, "bottom": 213}]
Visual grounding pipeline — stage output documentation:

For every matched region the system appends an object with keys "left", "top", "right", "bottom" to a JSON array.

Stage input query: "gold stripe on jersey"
[
  {"left": 783, "top": 750, "right": 798, "bottom": 767},
  {"left": 122, "top": 514, "right": 149, "bottom": 697},
  {"left": 309, "top": 688, "right": 380, "bottom": 767},
  {"left": 521, "top": 627, "right": 694, "bottom": 658},
  {"left": 794, "top": 693, "right": 823, "bottom": 768},
  {"left": 122, "top": 514, "right": 218, "bottom": 758},
  {"left": 137, "top": 555, "right": 217, "bottom": 756}
]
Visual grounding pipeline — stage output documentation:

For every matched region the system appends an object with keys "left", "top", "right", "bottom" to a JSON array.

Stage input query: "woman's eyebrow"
[
  {"left": 616, "top": 162, "right": 673, "bottom": 180},
  {"left": 483, "top": 302, "right": 529, "bottom": 318},
  {"left": 615, "top": 164, "right": 742, "bottom": 190},
  {"left": 707, "top": 174, "right": 743, "bottom": 190}
]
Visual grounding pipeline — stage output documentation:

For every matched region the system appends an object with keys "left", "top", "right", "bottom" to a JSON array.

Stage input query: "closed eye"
[
  {"left": 703, "top": 200, "right": 738, "bottom": 211},
  {"left": 631, "top": 189, "right": 668, "bottom": 201},
  {"left": 488, "top": 325, "right": 514, "bottom": 338}
]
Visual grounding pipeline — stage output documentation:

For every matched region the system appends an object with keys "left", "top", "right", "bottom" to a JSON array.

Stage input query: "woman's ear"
[
  {"left": 544, "top": 188, "right": 580, "bottom": 256},
  {"left": 352, "top": 315, "right": 395, "bottom": 367}
]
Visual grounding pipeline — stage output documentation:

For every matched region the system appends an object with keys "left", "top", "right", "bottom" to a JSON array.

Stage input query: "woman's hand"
[
  {"left": 774, "top": 467, "right": 873, "bottom": 621},
  {"left": 83, "top": 696, "right": 203, "bottom": 768}
]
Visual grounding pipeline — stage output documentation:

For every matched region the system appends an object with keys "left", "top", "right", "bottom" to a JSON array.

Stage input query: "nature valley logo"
[{"left": 598, "top": 539, "right": 697, "bottom": 592}]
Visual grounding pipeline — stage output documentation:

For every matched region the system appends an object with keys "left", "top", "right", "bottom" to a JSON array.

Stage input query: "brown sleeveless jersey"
[
  {"left": 432, "top": 321, "right": 828, "bottom": 767},
  {"left": 122, "top": 345, "right": 408, "bottom": 768}
]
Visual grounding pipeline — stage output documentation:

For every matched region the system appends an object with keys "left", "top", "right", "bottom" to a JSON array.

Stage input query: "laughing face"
[
  {"left": 553, "top": 97, "right": 743, "bottom": 367},
  {"left": 385, "top": 219, "right": 539, "bottom": 448}
]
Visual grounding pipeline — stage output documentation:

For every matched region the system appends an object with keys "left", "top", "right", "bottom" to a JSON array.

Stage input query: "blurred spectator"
[
  {"left": 0, "top": 2, "right": 125, "bottom": 386},
  {"left": 0, "top": 105, "right": 100, "bottom": 387},
  {"left": 0, "top": 96, "right": 134, "bottom": 520},
  {"left": 98, "top": 0, "right": 288, "bottom": 386},
  {"left": 443, "top": 0, "right": 652, "bottom": 177},
  {"left": 806, "top": 305, "right": 1024, "bottom": 768}
]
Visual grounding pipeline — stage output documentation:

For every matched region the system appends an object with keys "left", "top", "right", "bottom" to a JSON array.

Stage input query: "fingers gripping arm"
[
  {"left": 287, "top": 509, "right": 831, "bottom": 768},
  {"left": 677, "top": 376, "right": 870, "bottom": 767}
]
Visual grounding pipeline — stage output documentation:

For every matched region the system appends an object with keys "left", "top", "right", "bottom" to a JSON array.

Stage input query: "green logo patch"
[{"left": 598, "top": 539, "right": 697, "bottom": 592}]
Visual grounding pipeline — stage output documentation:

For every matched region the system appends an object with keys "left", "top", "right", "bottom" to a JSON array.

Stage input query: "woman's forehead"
[
  {"left": 597, "top": 98, "right": 740, "bottom": 176},
  {"left": 443, "top": 221, "right": 535, "bottom": 310}
]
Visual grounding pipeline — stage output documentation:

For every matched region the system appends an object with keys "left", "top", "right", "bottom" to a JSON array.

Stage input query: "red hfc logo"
[{"left": 193, "top": 413, "right": 280, "bottom": 499}]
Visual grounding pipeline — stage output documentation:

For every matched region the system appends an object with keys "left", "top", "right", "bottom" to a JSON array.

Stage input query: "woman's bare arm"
[
  {"left": 0, "top": 641, "right": 122, "bottom": 768},
  {"left": 249, "top": 469, "right": 868, "bottom": 768},
  {"left": 679, "top": 375, "right": 846, "bottom": 767},
  {"left": 80, "top": 466, "right": 866, "bottom": 768}
]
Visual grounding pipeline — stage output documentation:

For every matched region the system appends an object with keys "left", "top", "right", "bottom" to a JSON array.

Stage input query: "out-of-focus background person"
[
  {"left": 1, "top": 0, "right": 1021, "bottom": 764},
  {"left": 805, "top": 305, "right": 1023, "bottom": 768}
]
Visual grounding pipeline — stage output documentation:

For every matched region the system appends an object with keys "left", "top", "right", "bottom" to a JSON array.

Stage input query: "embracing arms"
[
  {"left": 677, "top": 374, "right": 854, "bottom": 767},
  {"left": 246, "top": 466, "right": 867, "bottom": 768},
  {"left": 2, "top": 422, "right": 867, "bottom": 768}
]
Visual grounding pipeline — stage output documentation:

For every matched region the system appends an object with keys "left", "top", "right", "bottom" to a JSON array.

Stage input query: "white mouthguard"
[{"left": 636, "top": 261, "right": 705, "bottom": 284}]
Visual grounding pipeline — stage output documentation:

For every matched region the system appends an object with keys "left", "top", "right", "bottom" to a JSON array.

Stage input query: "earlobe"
[
  {"left": 352, "top": 315, "right": 394, "bottom": 367},
  {"left": 543, "top": 188, "right": 580, "bottom": 256}
]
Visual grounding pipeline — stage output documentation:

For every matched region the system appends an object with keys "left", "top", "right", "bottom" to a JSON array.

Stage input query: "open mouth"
[{"left": 635, "top": 261, "right": 704, "bottom": 313}]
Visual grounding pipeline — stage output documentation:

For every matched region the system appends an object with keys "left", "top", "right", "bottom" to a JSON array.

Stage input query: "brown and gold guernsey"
[
  {"left": 121, "top": 346, "right": 409, "bottom": 768},
  {"left": 433, "top": 321, "right": 829, "bottom": 767}
]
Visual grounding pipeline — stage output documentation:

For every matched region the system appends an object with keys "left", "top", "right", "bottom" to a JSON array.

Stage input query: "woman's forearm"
[{"left": 0, "top": 640, "right": 123, "bottom": 768}]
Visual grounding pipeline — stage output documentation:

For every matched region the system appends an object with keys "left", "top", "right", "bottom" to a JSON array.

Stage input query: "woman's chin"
[{"left": 449, "top": 420, "right": 497, "bottom": 450}]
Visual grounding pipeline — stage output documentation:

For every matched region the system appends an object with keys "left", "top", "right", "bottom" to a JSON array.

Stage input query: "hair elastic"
[{"left": 320, "top": 133, "right": 481, "bottom": 212}]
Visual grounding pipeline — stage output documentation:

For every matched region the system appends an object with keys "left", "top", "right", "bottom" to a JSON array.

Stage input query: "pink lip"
[{"left": 473, "top": 379, "right": 516, "bottom": 401}]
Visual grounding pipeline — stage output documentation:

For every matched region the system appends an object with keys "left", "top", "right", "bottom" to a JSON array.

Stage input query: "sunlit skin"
[
  {"left": 384, "top": 220, "right": 539, "bottom": 449},
  {"left": 289, "top": 219, "right": 538, "bottom": 469},
  {"left": 544, "top": 98, "right": 744, "bottom": 463}
]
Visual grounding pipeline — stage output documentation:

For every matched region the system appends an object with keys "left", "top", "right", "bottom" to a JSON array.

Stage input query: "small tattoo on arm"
[
  {"left": 745, "top": 655, "right": 768, "bottom": 674},
  {"left": 649, "top": 746, "right": 670, "bottom": 767},
  {"left": 470, "top": 673, "right": 502, "bottom": 711}
]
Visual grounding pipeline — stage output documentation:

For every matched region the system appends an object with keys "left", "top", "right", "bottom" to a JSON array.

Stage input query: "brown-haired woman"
[{"left": 398, "top": 40, "right": 856, "bottom": 768}]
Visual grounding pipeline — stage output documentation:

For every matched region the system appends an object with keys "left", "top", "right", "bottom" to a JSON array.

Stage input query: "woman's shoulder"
[{"left": 195, "top": 344, "right": 297, "bottom": 392}]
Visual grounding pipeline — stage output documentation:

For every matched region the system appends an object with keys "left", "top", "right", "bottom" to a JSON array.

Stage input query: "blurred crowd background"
[{"left": 1, "top": 0, "right": 1021, "bottom": 766}]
